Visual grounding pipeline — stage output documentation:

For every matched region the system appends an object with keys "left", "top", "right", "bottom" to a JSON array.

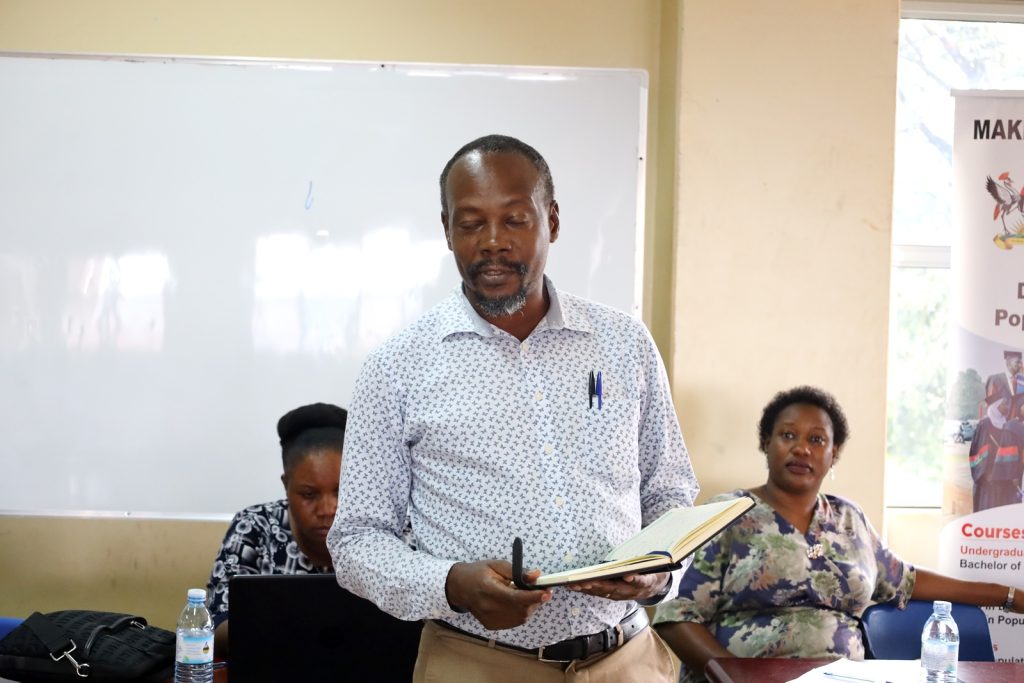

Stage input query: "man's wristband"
[{"left": 1003, "top": 586, "right": 1016, "bottom": 612}]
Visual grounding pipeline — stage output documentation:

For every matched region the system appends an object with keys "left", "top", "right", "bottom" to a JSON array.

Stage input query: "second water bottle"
[{"left": 920, "top": 600, "right": 959, "bottom": 683}]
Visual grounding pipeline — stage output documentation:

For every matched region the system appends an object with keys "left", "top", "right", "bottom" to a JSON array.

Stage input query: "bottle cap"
[
  {"left": 188, "top": 588, "right": 207, "bottom": 601},
  {"left": 933, "top": 600, "right": 952, "bottom": 614}
]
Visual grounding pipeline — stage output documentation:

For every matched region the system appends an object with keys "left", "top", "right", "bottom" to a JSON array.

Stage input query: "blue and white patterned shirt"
[{"left": 327, "top": 278, "right": 699, "bottom": 648}]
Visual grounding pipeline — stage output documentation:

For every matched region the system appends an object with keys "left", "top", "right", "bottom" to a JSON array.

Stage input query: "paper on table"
[{"left": 786, "top": 658, "right": 923, "bottom": 683}]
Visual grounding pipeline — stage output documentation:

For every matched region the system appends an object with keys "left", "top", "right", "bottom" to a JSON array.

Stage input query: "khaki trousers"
[{"left": 413, "top": 620, "right": 677, "bottom": 683}]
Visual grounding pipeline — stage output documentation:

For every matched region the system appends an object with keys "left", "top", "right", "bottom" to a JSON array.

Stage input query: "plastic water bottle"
[
  {"left": 174, "top": 588, "right": 214, "bottom": 683},
  {"left": 920, "top": 600, "right": 959, "bottom": 683}
]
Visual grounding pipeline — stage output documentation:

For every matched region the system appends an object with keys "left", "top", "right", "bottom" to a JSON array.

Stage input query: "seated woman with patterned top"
[
  {"left": 652, "top": 386, "right": 1023, "bottom": 683},
  {"left": 206, "top": 402, "right": 346, "bottom": 656}
]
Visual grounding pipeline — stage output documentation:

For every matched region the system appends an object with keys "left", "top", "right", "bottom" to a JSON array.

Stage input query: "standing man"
[
  {"left": 985, "top": 350, "right": 1023, "bottom": 403},
  {"left": 328, "top": 134, "right": 698, "bottom": 682}
]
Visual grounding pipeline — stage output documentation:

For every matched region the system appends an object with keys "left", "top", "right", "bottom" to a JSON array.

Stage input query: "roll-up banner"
[{"left": 942, "top": 91, "right": 1024, "bottom": 661}]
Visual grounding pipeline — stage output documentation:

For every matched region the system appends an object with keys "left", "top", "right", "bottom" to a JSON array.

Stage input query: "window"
[{"left": 887, "top": 7, "right": 1024, "bottom": 507}]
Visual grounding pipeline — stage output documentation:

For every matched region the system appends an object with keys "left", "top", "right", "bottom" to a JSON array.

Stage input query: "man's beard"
[{"left": 467, "top": 259, "right": 529, "bottom": 318}]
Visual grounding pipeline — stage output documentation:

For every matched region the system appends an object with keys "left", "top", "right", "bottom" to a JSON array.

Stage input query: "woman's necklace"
[{"left": 805, "top": 495, "right": 824, "bottom": 559}]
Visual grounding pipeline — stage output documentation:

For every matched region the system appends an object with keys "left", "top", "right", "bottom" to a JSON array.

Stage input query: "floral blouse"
[
  {"left": 206, "top": 500, "right": 331, "bottom": 626},
  {"left": 653, "top": 489, "right": 916, "bottom": 683}
]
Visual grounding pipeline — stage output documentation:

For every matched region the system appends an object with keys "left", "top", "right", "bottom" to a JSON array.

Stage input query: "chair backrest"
[
  {"left": 0, "top": 617, "right": 22, "bottom": 641},
  {"left": 861, "top": 600, "right": 994, "bottom": 661}
]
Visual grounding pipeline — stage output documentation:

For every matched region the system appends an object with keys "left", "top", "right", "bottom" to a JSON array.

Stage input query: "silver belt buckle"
[{"left": 536, "top": 645, "right": 566, "bottom": 663}]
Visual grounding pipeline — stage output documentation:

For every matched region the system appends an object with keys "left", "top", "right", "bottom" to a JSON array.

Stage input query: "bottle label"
[
  {"left": 921, "top": 641, "right": 957, "bottom": 673},
  {"left": 176, "top": 632, "right": 214, "bottom": 664}
]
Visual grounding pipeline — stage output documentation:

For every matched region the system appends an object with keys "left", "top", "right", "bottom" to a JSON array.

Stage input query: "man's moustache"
[{"left": 467, "top": 260, "right": 528, "bottom": 278}]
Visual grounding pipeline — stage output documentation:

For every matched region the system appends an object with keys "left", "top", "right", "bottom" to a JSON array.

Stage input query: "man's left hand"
[{"left": 566, "top": 571, "right": 669, "bottom": 602}]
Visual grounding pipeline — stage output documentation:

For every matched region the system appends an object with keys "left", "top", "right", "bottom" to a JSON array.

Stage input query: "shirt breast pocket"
[{"left": 580, "top": 393, "right": 642, "bottom": 490}]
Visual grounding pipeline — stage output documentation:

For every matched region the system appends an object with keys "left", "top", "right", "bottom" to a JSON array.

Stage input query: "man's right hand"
[{"left": 445, "top": 560, "right": 552, "bottom": 630}]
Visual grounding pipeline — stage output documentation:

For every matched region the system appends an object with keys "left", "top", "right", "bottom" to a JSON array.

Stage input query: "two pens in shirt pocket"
[
  {"left": 587, "top": 369, "right": 633, "bottom": 414},
  {"left": 581, "top": 372, "right": 640, "bottom": 485}
]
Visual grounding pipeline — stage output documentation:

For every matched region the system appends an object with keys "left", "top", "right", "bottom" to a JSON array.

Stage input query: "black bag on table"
[{"left": 0, "top": 610, "right": 175, "bottom": 682}]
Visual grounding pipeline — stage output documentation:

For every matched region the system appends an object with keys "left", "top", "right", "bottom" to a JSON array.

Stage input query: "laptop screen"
[{"left": 228, "top": 574, "right": 422, "bottom": 682}]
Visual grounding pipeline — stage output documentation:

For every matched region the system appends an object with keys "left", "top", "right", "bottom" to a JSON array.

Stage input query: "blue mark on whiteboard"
[{"left": 305, "top": 181, "right": 314, "bottom": 210}]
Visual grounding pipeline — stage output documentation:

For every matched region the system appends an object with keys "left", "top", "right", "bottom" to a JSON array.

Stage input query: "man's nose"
[{"left": 481, "top": 222, "right": 510, "bottom": 252}]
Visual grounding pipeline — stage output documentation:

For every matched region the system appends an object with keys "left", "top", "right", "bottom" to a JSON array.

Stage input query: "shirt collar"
[{"left": 437, "top": 275, "right": 593, "bottom": 341}]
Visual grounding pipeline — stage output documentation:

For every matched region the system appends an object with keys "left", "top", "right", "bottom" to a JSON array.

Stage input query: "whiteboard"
[{"left": 0, "top": 53, "right": 647, "bottom": 518}]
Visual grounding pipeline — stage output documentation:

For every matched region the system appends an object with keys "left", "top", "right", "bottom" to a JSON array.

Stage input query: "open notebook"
[{"left": 513, "top": 497, "right": 755, "bottom": 588}]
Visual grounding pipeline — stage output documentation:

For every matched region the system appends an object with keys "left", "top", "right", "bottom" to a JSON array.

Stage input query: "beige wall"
[
  {"left": 0, "top": 0, "right": 905, "bottom": 628},
  {"left": 886, "top": 508, "right": 951, "bottom": 570},
  {"left": 0, "top": 517, "right": 226, "bottom": 628},
  {"left": 672, "top": 1, "right": 899, "bottom": 526}
]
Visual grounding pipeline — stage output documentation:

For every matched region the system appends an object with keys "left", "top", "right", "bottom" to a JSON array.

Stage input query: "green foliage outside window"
[{"left": 886, "top": 268, "right": 948, "bottom": 504}]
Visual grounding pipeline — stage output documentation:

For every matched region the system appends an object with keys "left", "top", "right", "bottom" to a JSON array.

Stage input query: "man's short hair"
[{"left": 439, "top": 134, "right": 555, "bottom": 214}]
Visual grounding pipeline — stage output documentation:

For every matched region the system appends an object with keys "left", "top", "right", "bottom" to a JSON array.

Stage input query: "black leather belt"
[{"left": 434, "top": 608, "right": 648, "bottom": 663}]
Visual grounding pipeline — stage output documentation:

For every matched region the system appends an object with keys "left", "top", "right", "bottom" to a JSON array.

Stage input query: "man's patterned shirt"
[{"left": 328, "top": 278, "right": 698, "bottom": 648}]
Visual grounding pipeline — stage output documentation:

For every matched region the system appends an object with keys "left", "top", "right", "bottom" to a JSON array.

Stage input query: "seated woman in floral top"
[
  {"left": 653, "top": 386, "right": 1023, "bottom": 683},
  {"left": 206, "top": 402, "right": 347, "bottom": 656}
]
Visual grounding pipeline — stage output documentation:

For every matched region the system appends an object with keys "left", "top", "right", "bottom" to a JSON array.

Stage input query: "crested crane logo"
[{"left": 986, "top": 171, "right": 1024, "bottom": 249}]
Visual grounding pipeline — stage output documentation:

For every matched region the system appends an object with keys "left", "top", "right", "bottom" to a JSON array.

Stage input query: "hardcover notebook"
[
  {"left": 228, "top": 574, "right": 423, "bottom": 683},
  {"left": 512, "top": 496, "right": 755, "bottom": 588}
]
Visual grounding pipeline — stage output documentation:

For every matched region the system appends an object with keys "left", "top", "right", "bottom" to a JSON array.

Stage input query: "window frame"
[
  {"left": 886, "top": 1, "right": 1024, "bottom": 509},
  {"left": 903, "top": 1, "right": 1024, "bottom": 24}
]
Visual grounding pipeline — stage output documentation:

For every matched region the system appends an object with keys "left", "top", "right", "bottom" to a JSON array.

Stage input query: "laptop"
[{"left": 228, "top": 574, "right": 423, "bottom": 682}]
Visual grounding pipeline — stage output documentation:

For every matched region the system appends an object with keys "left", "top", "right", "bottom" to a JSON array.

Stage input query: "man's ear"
[
  {"left": 441, "top": 212, "right": 452, "bottom": 251},
  {"left": 280, "top": 472, "right": 288, "bottom": 492},
  {"left": 548, "top": 200, "right": 560, "bottom": 243}
]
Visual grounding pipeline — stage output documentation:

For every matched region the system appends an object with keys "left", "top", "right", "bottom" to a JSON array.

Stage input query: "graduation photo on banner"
[{"left": 940, "top": 90, "right": 1024, "bottom": 662}]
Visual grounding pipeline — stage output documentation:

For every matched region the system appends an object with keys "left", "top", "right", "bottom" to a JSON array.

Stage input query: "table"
[{"left": 705, "top": 658, "right": 1024, "bottom": 683}]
